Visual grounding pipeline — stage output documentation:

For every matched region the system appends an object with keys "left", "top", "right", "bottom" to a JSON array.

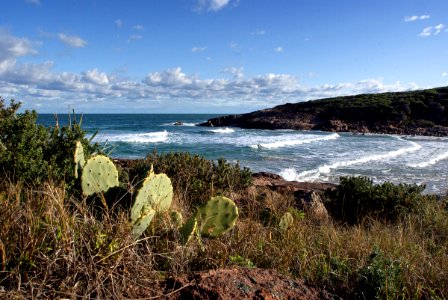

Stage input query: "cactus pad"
[
  {"left": 133, "top": 173, "right": 173, "bottom": 215},
  {"left": 170, "top": 210, "right": 183, "bottom": 229},
  {"left": 81, "top": 155, "right": 119, "bottom": 196},
  {"left": 279, "top": 211, "right": 294, "bottom": 231},
  {"left": 179, "top": 215, "right": 197, "bottom": 245},
  {"left": 132, "top": 207, "right": 156, "bottom": 239},
  {"left": 197, "top": 196, "right": 238, "bottom": 238},
  {"left": 74, "top": 141, "right": 86, "bottom": 179}
]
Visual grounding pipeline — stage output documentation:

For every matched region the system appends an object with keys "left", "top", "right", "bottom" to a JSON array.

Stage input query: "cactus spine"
[{"left": 197, "top": 196, "right": 238, "bottom": 238}]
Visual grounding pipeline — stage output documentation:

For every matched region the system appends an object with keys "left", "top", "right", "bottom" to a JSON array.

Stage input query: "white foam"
[
  {"left": 408, "top": 151, "right": 448, "bottom": 168},
  {"left": 252, "top": 133, "right": 339, "bottom": 149},
  {"left": 209, "top": 127, "right": 235, "bottom": 134},
  {"left": 106, "top": 130, "right": 169, "bottom": 143},
  {"left": 282, "top": 139, "right": 422, "bottom": 182}
]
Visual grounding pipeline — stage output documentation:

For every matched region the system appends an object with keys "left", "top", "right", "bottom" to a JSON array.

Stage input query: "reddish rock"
[{"left": 164, "top": 267, "right": 332, "bottom": 300}]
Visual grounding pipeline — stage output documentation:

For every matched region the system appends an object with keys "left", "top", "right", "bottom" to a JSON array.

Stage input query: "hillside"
[{"left": 200, "top": 86, "right": 448, "bottom": 136}]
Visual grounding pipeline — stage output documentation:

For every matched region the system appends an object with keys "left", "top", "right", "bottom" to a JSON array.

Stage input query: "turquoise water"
[{"left": 38, "top": 114, "right": 448, "bottom": 193}]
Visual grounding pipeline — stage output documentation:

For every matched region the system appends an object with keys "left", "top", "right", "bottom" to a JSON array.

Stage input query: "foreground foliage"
[
  {"left": 0, "top": 98, "right": 97, "bottom": 189},
  {"left": 0, "top": 99, "right": 447, "bottom": 298}
]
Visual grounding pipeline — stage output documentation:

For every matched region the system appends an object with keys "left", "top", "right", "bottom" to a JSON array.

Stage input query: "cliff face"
[{"left": 199, "top": 86, "right": 448, "bottom": 136}]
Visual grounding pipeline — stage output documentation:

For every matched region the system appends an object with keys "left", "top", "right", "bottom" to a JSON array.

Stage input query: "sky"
[{"left": 0, "top": 0, "right": 447, "bottom": 113}]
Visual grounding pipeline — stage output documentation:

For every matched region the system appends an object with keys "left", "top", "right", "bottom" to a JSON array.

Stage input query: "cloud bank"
[{"left": 0, "top": 30, "right": 422, "bottom": 112}]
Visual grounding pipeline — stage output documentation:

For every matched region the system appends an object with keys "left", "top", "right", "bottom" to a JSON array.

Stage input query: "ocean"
[{"left": 38, "top": 114, "right": 448, "bottom": 194}]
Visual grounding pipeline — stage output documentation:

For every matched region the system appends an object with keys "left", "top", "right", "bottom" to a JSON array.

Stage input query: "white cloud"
[
  {"left": 195, "top": 0, "right": 237, "bottom": 12},
  {"left": 133, "top": 25, "right": 144, "bottom": 31},
  {"left": 274, "top": 47, "right": 283, "bottom": 52},
  {"left": 229, "top": 41, "right": 239, "bottom": 50},
  {"left": 126, "top": 34, "right": 142, "bottom": 43},
  {"left": 443, "top": 72, "right": 447, "bottom": 77},
  {"left": 25, "top": 0, "right": 41, "bottom": 5},
  {"left": 115, "top": 19, "right": 123, "bottom": 28},
  {"left": 404, "top": 15, "right": 430, "bottom": 22},
  {"left": 0, "top": 30, "right": 37, "bottom": 61},
  {"left": 252, "top": 29, "right": 266, "bottom": 36},
  {"left": 223, "top": 66, "right": 244, "bottom": 79},
  {"left": 83, "top": 69, "right": 109, "bottom": 85},
  {"left": 192, "top": 47, "right": 207, "bottom": 52},
  {"left": 57, "top": 33, "right": 87, "bottom": 48},
  {"left": 419, "top": 24, "right": 446, "bottom": 37}
]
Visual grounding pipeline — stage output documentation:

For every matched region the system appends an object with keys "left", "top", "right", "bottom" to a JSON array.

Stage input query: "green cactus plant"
[
  {"left": 279, "top": 211, "right": 294, "bottom": 231},
  {"left": 131, "top": 207, "right": 156, "bottom": 240},
  {"left": 81, "top": 155, "right": 119, "bottom": 196},
  {"left": 74, "top": 140, "right": 86, "bottom": 179},
  {"left": 197, "top": 196, "right": 238, "bottom": 238},
  {"left": 130, "top": 168, "right": 174, "bottom": 239},
  {"left": 132, "top": 172, "right": 173, "bottom": 215},
  {"left": 179, "top": 215, "right": 198, "bottom": 245},
  {"left": 170, "top": 210, "right": 183, "bottom": 229}
]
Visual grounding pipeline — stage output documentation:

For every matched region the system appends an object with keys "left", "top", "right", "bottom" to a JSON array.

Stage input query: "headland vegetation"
[{"left": 200, "top": 86, "right": 448, "bottom": 137}]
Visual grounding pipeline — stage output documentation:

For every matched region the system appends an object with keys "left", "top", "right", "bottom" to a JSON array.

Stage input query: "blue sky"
[{"left": 1, "top": 0, "right": 447, "bottom": 113}]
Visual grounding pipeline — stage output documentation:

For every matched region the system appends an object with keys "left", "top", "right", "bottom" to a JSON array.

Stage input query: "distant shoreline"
[{"left": 199, "top": 86, "right": 448, "bottom": 137}]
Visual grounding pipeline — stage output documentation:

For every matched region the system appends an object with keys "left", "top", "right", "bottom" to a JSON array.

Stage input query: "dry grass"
[{"left": 0, "top": 180, "right": 447, "bottom": 299}]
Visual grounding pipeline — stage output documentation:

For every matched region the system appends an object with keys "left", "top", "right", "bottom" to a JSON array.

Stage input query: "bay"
[{"left": 38, "top": 114, "right": 448, "bottom": 194}]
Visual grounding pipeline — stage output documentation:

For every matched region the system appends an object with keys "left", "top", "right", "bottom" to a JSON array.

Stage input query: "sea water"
[{"left": 38, "top": 114, "right": 448, "bottom": 194}]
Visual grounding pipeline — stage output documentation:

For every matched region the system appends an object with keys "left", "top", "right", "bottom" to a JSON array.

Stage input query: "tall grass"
[{"left": 0, "top": 179, "right": 447, "bottom": 299}]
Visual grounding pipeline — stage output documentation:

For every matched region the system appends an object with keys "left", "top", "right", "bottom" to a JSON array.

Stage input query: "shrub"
[
  {"left": 324, "top": 176, "right": 430, "bottom": 225},
  {"left": 126, "top": 151, "right": 252, "bottom": 208},
  {"left": 0, "top": 98, "right": 97, "bottom": 189},
  {"left": 356, "top": 247, "right": 403, "bottom": 299}
]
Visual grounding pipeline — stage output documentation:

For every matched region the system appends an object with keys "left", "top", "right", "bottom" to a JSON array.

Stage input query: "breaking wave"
[
  {"left": 408, "top": 151, "right": 448, "bottom": 168},
  {"left": 105, "top": 130, "right": 169, "bottom": 143},
  {"left": 209, "top": 127, "right": 235, "bottom": 134},
  {"left": 281, "top": 139, "right": 422, "bottom": 181},
  {"left": 251, "top": 133, "right": 339, "bottom": 149}
]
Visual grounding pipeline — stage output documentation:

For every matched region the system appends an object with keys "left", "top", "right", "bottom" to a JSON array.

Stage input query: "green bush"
[
  {"left": 356, "top": 248, "right": 403, "bottom": 299},
  {"left": 324, "top": 176, "right": 430, "bottom": 225},
  {"left": 0, "top": 98, "right": 96, "bottom": 189},
  {"left": 126, "top": 151, "right": 252, "bottom": 207}
]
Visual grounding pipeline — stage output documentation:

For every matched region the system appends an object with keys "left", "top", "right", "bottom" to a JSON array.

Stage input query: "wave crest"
[
  {"left": 251, "top": 133, "right": 340, "bottom": 149},
  {"left": 106, "top": 130, "right": 169, "bottom": 143}
]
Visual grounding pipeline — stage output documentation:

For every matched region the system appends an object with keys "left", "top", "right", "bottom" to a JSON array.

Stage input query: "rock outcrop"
[
  {"left": 199, "top": 86, "right": 448, "bottom": 136},
  {"left": 165, "top": 267, "right": 333, "bottom": 299}
]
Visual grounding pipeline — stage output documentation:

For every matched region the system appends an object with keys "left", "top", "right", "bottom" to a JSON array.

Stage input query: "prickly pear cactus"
[
  {"left": 179, "top": 215, "right": 197, "bottom": 245},
  {"left": 279, "top": 211, "right": 294, "bottom": 231},
  {"left": 132, "top": 207, "right": 156, "bottom": 239},
  {"left": 197, "top": 196, "right": 238, "bottom": 238},
  {"left": 81, "top": 155, "right": 119, "bottom": 196},
  {"left": 170, "top": 210, "right": 183, "bottom": 229},
  {"left": 74, "top": 141, "right": 86, "bottom": 179},
  {"left": 133, "top": 173, "right": 173, "bottom": 214}
]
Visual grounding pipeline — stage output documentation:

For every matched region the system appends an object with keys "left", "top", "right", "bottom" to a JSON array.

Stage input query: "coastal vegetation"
[
  {"left": 0, "top": 98, "right": 447, "bottom": 298},
  {"left": 202, "top": 86, "right": 448, "bottom": 136}
]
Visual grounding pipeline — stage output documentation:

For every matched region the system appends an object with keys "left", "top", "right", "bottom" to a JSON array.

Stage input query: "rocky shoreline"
[
  {"left": 199, "top": 86, "right": 448, "bottom": 137},
  {"left": 199, "top": 112, "right": 448, "bottom": 137}
]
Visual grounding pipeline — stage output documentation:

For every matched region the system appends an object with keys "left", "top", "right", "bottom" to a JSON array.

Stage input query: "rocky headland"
[{"left": 199, "top": 86, "right": 448, "bottom": 136}]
